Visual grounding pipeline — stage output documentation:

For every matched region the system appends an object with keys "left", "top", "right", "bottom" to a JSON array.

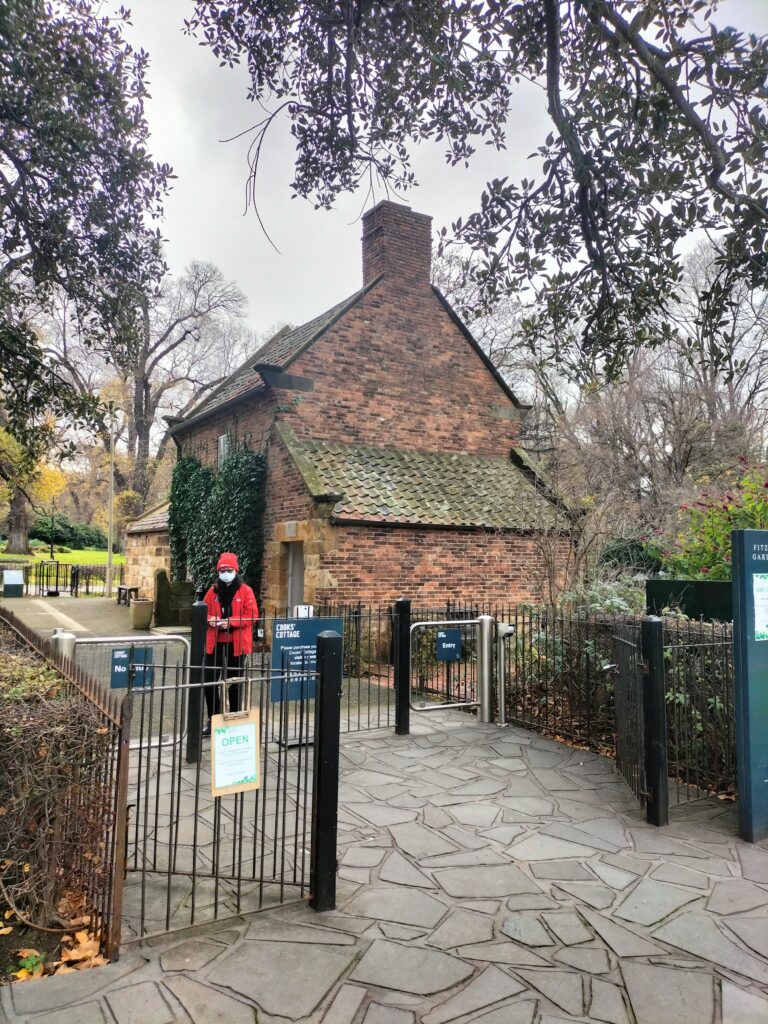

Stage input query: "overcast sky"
[{"left": 124, "top": 1, "right": 768, "bottom": 337}]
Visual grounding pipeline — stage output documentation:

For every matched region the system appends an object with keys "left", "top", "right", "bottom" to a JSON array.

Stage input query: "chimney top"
[{"left": 362, "top": 201, "right": 433, "bottom": 288}]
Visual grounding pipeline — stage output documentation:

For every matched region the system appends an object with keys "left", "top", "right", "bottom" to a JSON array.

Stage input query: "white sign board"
[
  {"left": 754, "top": 573, "right": 768, "bottom": 642},
  {"left": 210, "top": 710, "right": 261, "bottom": 797}
]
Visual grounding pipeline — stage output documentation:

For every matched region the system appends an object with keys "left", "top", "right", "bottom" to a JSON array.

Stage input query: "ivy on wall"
[
  {"left": 168, "top": 448, "right": 266, "bottom": 592},
  {"left": 168, "top": 456, "right": 214, "bottom": 584}
]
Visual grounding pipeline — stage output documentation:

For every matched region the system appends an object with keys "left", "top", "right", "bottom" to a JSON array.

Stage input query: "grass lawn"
[{"left": 0, "top": 549, "right": 126, "bottom": 566}]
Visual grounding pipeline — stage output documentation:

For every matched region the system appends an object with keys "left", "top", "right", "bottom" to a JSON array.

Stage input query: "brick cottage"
[{"left": 127, "top": 202, "right": 571, "bottom": 608}]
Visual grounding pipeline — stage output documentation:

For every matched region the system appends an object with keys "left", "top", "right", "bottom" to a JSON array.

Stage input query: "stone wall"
[{"left": 124, "top": 530, "right": 171, "bottom": 599}]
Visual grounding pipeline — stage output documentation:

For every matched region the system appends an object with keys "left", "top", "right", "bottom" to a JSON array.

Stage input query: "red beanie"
[{"left": 217, "top": 552, "right": 239, "bottom": 572}]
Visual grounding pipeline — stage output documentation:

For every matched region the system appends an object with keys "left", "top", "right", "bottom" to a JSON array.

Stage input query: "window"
[{"left": 217, "top": 433, "right": 231, "bottom": 469}]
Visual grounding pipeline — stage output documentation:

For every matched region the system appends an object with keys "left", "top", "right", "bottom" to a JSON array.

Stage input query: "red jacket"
[{"left": 204, "top": 582, "right": 259, "bottom": 656}]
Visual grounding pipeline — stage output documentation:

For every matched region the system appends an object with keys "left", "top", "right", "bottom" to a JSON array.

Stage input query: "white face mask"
[{"left": 219, "top": 570, "right": 236, "bottom": 584}]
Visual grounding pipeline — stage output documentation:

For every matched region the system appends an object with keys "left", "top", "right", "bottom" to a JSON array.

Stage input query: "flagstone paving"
[{"left": 3, "top": 710, "right": 768, "bottom": 1024}]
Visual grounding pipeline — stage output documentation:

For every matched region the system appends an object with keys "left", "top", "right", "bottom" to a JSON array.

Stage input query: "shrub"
[
  {"left": 600, "top": 537, "right": 663, "bottom": 574},
  {"left": 168, "top": 457, "right": 215, "bottom": 584},
  {"left": 666, "top": 460, "right": 768, "bottom": 580},
  {"left": 30, "top": 513, "right": 107, "bottom": 550},
  {"left": 559, "top": 577, "right": 646, "bottom": 615},
  {"left": 0, "top": 649, "right": 110, "bottom": 928}
]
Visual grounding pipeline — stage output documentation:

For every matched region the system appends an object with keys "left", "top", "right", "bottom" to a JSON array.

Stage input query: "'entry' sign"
[
  {"left": 436, "top": 629, "right": 462, "bottom": 662},
  {"left": 210, "top": 710, "right": 261, "bottom": 797}
]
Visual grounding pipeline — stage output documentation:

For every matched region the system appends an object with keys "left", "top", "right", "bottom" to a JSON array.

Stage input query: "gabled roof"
[
  {"left": 126, "top": 501, "right": 169, "bottom": 535},
  {"left": 277, "top": 425, "right": 567, "bottom": 531},
  {"left": 173, "top": 277, "right": 528, "bottom": 431},
  {"left": 174, "top": 286, "right": 371, "bottom": 429}
]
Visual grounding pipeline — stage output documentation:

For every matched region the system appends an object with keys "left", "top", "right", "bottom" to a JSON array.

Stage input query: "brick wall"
[
  {"left": 176, "top": 393, "right": 277, "bottom": 467},
  {"left": 260, "top": 437, "right": 321, "bottom": 609},
  {"left": 124, "top": 530, "right": 171, "bottom": 599},
  {"left": 300, "top": 523, "right": 563, "bottom": 607},
  {"left": 274, "top": 280, "right": 524, "bottom": 458}
]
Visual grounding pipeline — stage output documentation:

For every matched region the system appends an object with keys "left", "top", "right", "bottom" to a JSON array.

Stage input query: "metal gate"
[
  {"left": 409, "top": 616, "right": 489, "bottom": 712},
  {"left": 32, "top": 561, "right": 126, "bottom": 597},
  {"left": 34, "top": 560, "right": 72, "bottom": 595},
  {"left": 73, "top": 632, "right": 340, "bottom": 948},
  {"left": 613, "top": 624, "right": 646, "bottom": 807}
]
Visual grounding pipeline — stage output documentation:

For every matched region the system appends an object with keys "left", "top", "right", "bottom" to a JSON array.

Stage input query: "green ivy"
[
  {"left": 168, "top": 456, "right": 215, "bottom": 583},
  {"left": 169, "top": 447, "right": 266, "bottom": 592}
]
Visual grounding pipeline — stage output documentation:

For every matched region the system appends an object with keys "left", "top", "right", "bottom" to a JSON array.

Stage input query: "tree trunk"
[
  {"left": 6, "top": 487, "right": 29, "bottom": 554},
  {"left": 133, "top": 416, "right": 152, "bottom": 506}
]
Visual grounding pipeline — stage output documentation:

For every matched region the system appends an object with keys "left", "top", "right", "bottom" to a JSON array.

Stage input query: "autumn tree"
[
  {"left": 0, "top": 427, "right": 66, "bottom": 554},
  {"left": 0, "top": 0, "right": 170, "bottom": 455},
  {"left": 188, "top": 0, "right": 768, "bottom": 376}
]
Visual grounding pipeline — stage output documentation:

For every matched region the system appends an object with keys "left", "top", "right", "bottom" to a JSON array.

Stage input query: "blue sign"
[
  {"left": 436, "top": 629, "right": 462, "bottom": 662},
  {"left": 271, "top": 618, "right": 343, "bottom": 702},
  {"left": 111, "top": 647, "right": 154, "bottom": 689},
  {"left": 732, "top": 530, "right": 768, "bottom": 842}
]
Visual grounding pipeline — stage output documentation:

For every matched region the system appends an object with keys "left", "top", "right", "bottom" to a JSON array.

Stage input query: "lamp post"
[
  {"left": 49, "top": 497, "right": 55, "bottom": 561},
  {"left": 106, "top": 415, "right": 115, "bottom": 599}
]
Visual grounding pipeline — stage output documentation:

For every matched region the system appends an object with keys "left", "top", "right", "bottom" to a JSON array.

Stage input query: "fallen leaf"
[
  {"left": 53, "top": 964, "right": 77, "bottom": 975},
  {"left": 13, "top": 968, "right": 30, "bottom": 982},
  {"left": 0, "top": 926, "right": 12, "bottom": 936},
  {"left": 17, "top": 948, "right": 39, "bottom": 958},
  {"left": 61, "top": 937, "right": 99, "bottom": 961}
]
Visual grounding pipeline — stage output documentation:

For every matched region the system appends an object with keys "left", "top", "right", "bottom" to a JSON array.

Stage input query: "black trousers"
[{"left": 204, "top": 642, "right": 244, "bottom": 718}]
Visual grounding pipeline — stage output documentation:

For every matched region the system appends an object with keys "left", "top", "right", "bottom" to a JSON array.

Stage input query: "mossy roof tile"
[{"left": 278, "top": 429, "right": 566, "bottom": 530}]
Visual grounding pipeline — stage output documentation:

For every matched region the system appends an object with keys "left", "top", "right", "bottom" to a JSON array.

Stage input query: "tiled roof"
[
  {"left": 254, "top": 293, "right": 360, "bottom": 367},
  {"left": 278, "top": 427, "right": 567, "bottom": 530},
  {"left": 179, "top": 289, "right": 365, "bottom": 424},
  {"left": 126, "top": 501, "right": 169, "bottom": 535}
]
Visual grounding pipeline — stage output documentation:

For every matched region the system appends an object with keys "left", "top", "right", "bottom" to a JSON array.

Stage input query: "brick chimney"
[{"left": 362, "top": 201, "right": 433, "bottom": 288}]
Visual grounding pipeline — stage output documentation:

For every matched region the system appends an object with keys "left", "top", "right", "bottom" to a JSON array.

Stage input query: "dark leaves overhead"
[{"left": 187, "top": 0, "right": 768, "bottom": 374}]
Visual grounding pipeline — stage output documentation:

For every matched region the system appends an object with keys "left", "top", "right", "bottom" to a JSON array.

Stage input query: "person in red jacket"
[{"left": 202, "top": 552, "right": 259, "bottom": 735}]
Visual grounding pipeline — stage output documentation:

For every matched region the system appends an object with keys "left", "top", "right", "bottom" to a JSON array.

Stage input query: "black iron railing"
[
  {"left": 0, "top": 607, "right": 130, "bottom": 960},
  {"left": 663, "top": 618, "right": 735, "bottom": 802}
]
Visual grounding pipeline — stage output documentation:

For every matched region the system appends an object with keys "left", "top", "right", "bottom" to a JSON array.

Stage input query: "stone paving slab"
[{"left": 5, "top": 710, "right": 768, "bottom": 1024}]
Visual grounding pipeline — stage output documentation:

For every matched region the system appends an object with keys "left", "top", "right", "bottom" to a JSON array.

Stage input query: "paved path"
[
  {"left": 0, "top": 595, "right": 135, "bottom": 640},
  {"left": 3, "top": 712, "right": 768, "bottom": 1024}
]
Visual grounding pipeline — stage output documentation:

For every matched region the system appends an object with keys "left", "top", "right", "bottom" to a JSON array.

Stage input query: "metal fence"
[
  {"left": 0, "top": 607, "right": 130, "bottom": 960},
  {"left": 493, "top": 604, "right": 736, "bottom": 803},
  {"left": 10, "top": 560, "right": 127, "bottom": 597},
  {"left": 503, "top": 606, "right": 621, "bottom": 748},
  {"left": 612, "top": 624, "right": 645, "bottom": 806},
  {"left": 214, "top": 605, "right": 398, "bottom": 734},
  {"left": 664, "top": 618, "right": 735, "bottom": 802}
]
